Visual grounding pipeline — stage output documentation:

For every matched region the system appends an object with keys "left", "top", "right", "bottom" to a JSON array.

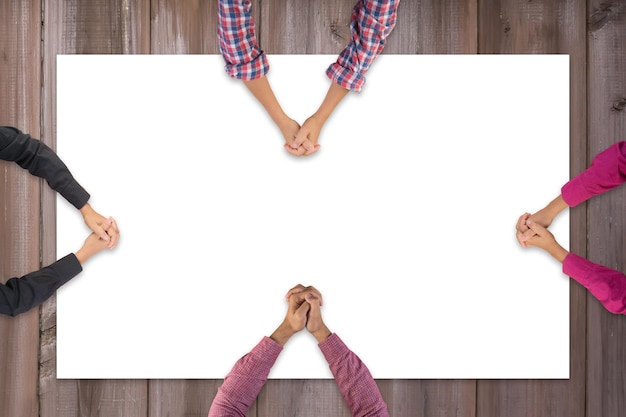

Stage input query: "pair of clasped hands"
[
  {"left": 270, "top": 284, "right": 332, "bottom": 346},
  {"left": 74, "top": 203, "right": 120, "bottom": 265},
  {"left": 515, "top": 195, "right": 569, "bottom": 262}
]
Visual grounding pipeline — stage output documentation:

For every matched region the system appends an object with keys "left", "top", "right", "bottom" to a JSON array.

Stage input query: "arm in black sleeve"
[
  {"left": 0, "top": 126, "right": 90, "bottom": 209},
  {"left": 0, "top": 254, "right": 83, "bottom": 316}
]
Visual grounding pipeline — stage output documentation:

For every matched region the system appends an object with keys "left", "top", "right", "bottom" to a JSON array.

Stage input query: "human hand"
[
  {"left": 303, "top": 292, "right": 331, "bottom": 343},
  {"left": 74, "top": 232, "right": 110, "bottom": 265},
  {"left": 516, "top": 210, "right": 554, "bottom": 247},
  {"left": 270, "top": 284, "right": 313, "bottom": 346},
  {"left": 79, "top": 203, "right": 120, "bottom": 249},
  {"left": 525, "top": 220, "right": 568, "bottom": 263},
  {"left": 516, "top": 195, "right": 568, "bottom": 246},
  {"left": 285, "top": 284, "right": 331, "bottom": 343},
  {"left": 286, "top": 115, "right": 323, "bottom": 157}
]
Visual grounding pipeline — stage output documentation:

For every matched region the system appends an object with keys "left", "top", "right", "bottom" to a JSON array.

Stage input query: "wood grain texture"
[
  {"left": 151, "top": 0, "right": 224, "bottom": 53},
  {"left": 0, "top": 2, "right": 42, "bottom": 417},
  {"left": 586, "top": 1, "right": 626, "bottom": 416},
  {"left": 477, "top": 1, "right": 587, "bottom": 415},
  {"left": 38, "top": 1, "right": 151, "bottom": 416},
  {"left": 259, "top": 0, "right": 355, "bottom": 54},
  {"left": 385, "top": 0, "right": 478, "bottom": 53},
  {"left": 149, "top": 380, "right": 236, "bottom": 417}
]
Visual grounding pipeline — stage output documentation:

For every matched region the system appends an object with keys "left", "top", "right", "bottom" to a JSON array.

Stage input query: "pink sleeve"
[
  {"left": 326, "top": 0, "right": 399, "bottom": 92},
  {"left": 561, "top": 141, "right": 626, "bottom": 207},
  {"left": 208, "top": 337, "right": 282, "bottom": 417},
  {"left": 563, "top": 253, "right": 626, "bottom": 315},
  {"left": 319, "top": 334, "right": 389, "bottom": 417}
]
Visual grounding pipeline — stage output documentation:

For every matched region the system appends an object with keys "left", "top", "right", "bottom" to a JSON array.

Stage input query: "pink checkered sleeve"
[
  {"left": 218, "top": 0, "right": 269, "bottom": 80},
  {"left": 208, "top": 337, "right": 282, "bottom": 417},
  {"left": 319, "top": 334, "right": 389, "bottom": 417},
  {"left": 327, "top": 0, "right": 399, "bottom": 92}
]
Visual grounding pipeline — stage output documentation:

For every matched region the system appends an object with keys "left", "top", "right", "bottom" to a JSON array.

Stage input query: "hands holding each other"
[
  {"left": 515, "top": 195, "right": 569, "bottom": 263},
  {"left": 76, "top": 203, "right": 120, "bottom": 265},
  {"left": 270, "top": 284, "right": 332, "bottom": 346}
]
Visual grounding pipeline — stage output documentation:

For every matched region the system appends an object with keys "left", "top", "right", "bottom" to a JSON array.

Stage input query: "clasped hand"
[
  {"left": 271, "top": 284, "right": 332, "bottom": 346},
  {"left": 279, "top": 116, "right": 322, "bottom": 157}
]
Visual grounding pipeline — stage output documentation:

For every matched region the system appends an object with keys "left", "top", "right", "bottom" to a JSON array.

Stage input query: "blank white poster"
[{"left": 56, "top": 54, "right": 570, "bottom": 379}]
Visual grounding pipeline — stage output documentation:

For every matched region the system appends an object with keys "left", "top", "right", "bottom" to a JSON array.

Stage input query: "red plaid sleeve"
[
  {"left": 327, "top": 0, "right": 400, "bottom": 92},
  {"left": 218, "top": 0, "right": 269, "bottom": 80}
]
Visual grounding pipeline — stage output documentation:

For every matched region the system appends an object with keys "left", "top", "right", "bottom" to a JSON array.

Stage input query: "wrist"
[
  {"left": 547, "top": 242, "right": 568, "bottom": 263},
  {"left": 270, "top": 321, "right": 295, "bottom": 346},
  {"left": 79, "top": 202, "right": 93, "bottom": 216},
  {"left": 74, "top": 249, "right": 88, "bottom": 265},
  {"left": 311, "top": 324, "right": 332, "bottom": 344}
]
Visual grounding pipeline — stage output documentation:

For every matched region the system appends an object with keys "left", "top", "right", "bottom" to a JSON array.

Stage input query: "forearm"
[
  {"left": 563, "top": 253, "right": 626, "bottom": 314},
  {"left": 209, "top": 337, "right": 282, "bottom": 417},
  {"left": 561, "top": 141, "right": 626, "bottom": 206},
  {"left": 242, "top": 77, "right": 290, "bottom": 128},
  {"left": 546, "top": 241, "right": 569, "bottom": 263},
  {"left": 326, "top": 0, "right": 399, "bottom": 92},
  {"left": 319, "top": 334, "right": 389, "bottom": 417},
  {"left": 0, "top": 126, "right": 90, "bottom": 208},
  {"left": 542, "top": 194, "right": 568, "bottom": 220},
  {"left": 0, "top": 254, "right": 82, "bottom": 316},
  {"left": 313, "top": 82, "right": 350, "bottom": 124}
]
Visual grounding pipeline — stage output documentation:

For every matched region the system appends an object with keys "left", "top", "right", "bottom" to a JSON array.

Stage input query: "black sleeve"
[
  {"left": 0, "top": 254, "right": 83, "bottom": 316},
  {"left": 0, "top": 126, "right": 90, "bottom": 209}
]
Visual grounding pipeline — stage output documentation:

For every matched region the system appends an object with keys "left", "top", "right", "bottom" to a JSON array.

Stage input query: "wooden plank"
[
  {"left": 385, "top": 0, "right": 478, "bottom": 53},
  {"left": 39, "top": 1, "right": 151, "bottom": 416},
  {"left": 151, "top": 0, "right": 222, "bottom": 53},
  {"left": 259, "top": 0, "right": 355, "bottom": 54},
  {"left": 586, "top": 1, "right": 626, "bottom": 416},
  {"left": 0, "top": 2, "right": 43, "bottom": 417},
  {"left": 149, "top": 380, "right": 228, "bottom": 417},
  {"left": 477, "top": 1, "right": 587, "bottom": 415}
]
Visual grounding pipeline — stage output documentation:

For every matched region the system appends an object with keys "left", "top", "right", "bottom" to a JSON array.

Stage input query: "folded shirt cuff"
[
  {"left": 225, "top": 52, "right": 269, "bottom": 81},
  {"left": 326, "top": 63, "right": 365, "bottom": 93}
]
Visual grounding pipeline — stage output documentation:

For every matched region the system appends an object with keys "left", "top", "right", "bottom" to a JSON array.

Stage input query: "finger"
[
  {"left": 302, "top": 286, "right": 323, "bottom": 306},
  {"left": 105, "top": 217, "right": 120, "bottom": 248},
  {"left": 293, "top": 128, "right": 308, "bottom": 148},
  {"left": 526, "top": 220, "right": 547, "bottom": 236},
  {"left": 285, "top": 284, "right": 306, "bottom": 301},
  {"left": 296, "top": 299, "right": 311, "bottom": 318},
  {"left": 284, "top": 144, "right": 306, "bottom": 157},
  {"left": 93, "top": 225, "right": 110, "bottom": 242},
  {"left": 305, "top": 292, "right": 322, "bottom": 317},
  {"left": 516, "top": 213, "right": 530, "bottom": 233},
  {"left": 304, "top": 144, "right": 320, "bottom": 156}
]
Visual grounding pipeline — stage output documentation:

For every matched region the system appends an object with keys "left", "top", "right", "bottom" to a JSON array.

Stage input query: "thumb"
[
  {"left": 94, "top": 224, "right": 110, "bottom": 242},
  {"left": 296, "top": 299, "right": 311, "bottom": 319},
  {"left": 293, "top": 127, "right": 308, "bottom": 148},
  {"left": 526, "top": 220, "right": 547, "bottom": 236}
]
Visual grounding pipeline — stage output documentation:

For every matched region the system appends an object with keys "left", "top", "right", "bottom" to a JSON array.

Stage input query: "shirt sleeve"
[
  {"left": 0, "top": 254, "right": 82, "bottom": 317},
  {"left": 0, "top": 126, "right": 90, "bottom": 209},
  {"left": 319, "top": 333, "right": 389, "bottom": 417},
  {"left": 563, "top": 252, "right": 626, "bottom": 315},
  {"left": 326, "top": 0, "right": 400, "bottom": 92},
  {"left": 208, "top": 336, "right": 282, "bottom": 417},
  {"left": 217, "top": 0, "right": 269, "bottom": 80},
  {"left": 561, "top": 141, "right": 626, "bottom": 207}
]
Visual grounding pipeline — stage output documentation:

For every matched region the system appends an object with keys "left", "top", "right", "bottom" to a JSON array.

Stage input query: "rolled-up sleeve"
[
  {"left": 326, "top": 0, "right": 400, "bottom": 92},
  {"left": 217, "top": 0, "right": 269, "bottom": 80}
]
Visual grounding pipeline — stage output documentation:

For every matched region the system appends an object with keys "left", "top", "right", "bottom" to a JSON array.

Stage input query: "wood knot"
[
  {"left": 588, "top": 2, "right": 621, "bottom": 33},
  {"left": 612, "top": 98, "right": 626, "bottom": 111}
]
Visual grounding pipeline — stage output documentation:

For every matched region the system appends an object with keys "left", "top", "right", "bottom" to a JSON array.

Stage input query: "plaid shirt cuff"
[
  {"left": 326, "top": 62, "right": 365, "bottom": 92},
  {"left": 224, "top": 51, "right": 269, "bottom": 80}
]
